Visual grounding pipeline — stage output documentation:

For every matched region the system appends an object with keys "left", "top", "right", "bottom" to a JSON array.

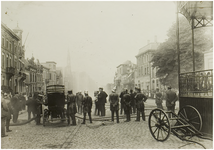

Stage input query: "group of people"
[
  {"left": 1, "top": 91, "right": 32, "bottom": 138},
  {"left": 109, "top": 87, "right": 148, "bottom": 123},
  {"left": 66, "top": 90, "right": 93, "bottom": 126}
]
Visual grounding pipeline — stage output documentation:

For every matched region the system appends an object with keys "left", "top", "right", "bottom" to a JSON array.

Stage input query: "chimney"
[
  {"left": 155, "top": 35, "right": 157, "bottom": 43},
  {"left": 147, "top": 40, "right": 150, "bottom": 44}
]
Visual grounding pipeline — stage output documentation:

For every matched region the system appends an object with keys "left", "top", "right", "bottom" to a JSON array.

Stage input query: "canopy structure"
[{"left": 178, "top": 1, "right": 213, "bottom": 29}]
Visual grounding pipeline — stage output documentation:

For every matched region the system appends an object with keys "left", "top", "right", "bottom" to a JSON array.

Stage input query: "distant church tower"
[{"left": 64, "top": 50, "right": 73, "bottom": 92}]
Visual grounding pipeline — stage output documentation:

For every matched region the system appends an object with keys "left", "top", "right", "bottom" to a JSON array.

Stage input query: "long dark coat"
[
  {"left": 82, "top": 96, "right": 92, "bottom": 113},
  {"left": 165, "top": 90, "right": 177, "bottom": 107},
  {"left": 135, "top": 93, "right": 147, "bottom": 111},
  {"left": 67, "top": 94, "right": 77, "bottom": 114},
  {"left": 98, "top": 91, "right": 108, "bottom": 105},
  {"left": 123, "top": 93, "right": 131, "bottom": 111},
  {"left": 109, "top": 93, "right": 119, "bottom": 111}
]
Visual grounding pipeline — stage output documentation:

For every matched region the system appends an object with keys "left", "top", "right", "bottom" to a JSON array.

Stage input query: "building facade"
[
  {"left": 135, "top": 41, "right": 161, "bottom": 97},
  {"left": 1, "top": 22, "right": 26, "bottom": 94},
  {"left": 114, "top": 60, "right": 136, "bottom": 93},
  {"left": 41, "top": 61, "right": 57, "bottom": 86}
]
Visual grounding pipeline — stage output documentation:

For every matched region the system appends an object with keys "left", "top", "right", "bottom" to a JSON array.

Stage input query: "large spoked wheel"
[
  {"left": 148, "top": 109, "right": 171, "bottom": 142},
  {"left": 178, "top": 105, "right": 202, "bottom": 131}
]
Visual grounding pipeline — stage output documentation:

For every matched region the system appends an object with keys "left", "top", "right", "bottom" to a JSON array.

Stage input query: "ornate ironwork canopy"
[{"left": 178, "top": 1, "right": 213, "bottom": 29}]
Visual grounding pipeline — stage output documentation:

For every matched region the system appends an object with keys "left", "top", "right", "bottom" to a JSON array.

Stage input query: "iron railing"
[{"left": 179, "top": 69, "right": 213, "bottom": 98}]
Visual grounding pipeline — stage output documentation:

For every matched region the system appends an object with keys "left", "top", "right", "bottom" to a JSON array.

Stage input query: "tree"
[{"left": 151, "top": 16, "right": 213, "bottom": 89}]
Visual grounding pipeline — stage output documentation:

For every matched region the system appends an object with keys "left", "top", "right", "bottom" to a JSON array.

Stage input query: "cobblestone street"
[{"left": 1, "top": 99, "right": 213, "bottom": 149}]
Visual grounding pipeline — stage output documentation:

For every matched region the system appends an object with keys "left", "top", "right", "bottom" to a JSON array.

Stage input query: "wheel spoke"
[
  {"left": 153, "top": 127, "right": 158, "bottom": 134},
  {"left": 190, "top": 121, "right": 200, "bottom": 125},
  {"left": 189, "top": 116, "right": 199, "bottom": 121},
  {"left": 160, "top": 128, "right": 164, "bottom": 140},
  {"left": 152, "top": 113, "right": 158, "bottom": 120},
  {"left": 157, "top": 128, "right": 160, "bottom": 140},
  {"left": 183, "top": 109, "right": 188, "bottom": 119},
  {"left": 180, "top": 112, "right": 187, "bottom": 120},
  {"left": 151, "top": 119, "right": 157, "bottom": 124},
  {"left": 161, "top": 115, "right": 166, "bottom": 121}
]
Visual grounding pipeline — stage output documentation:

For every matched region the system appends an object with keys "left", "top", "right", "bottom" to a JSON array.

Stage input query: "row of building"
[
  {"left": 1, "top": 22, "right": 63, "bottom": 95},
  {"left": 114, "top": 37, "right": 213, "bottom": 97}
]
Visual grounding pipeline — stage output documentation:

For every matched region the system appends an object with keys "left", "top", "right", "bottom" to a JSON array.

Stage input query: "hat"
[
  {"left": 99, "top": 87, "right": 103, "bottom": 90},
  {"left": 84, "top": 91, "right": 88, "bottom": 94},
  {"left": 4, "top": 93, "right": 7, "bottom": 96},
  {"left": 68, "top": 90, "right": 72, "bottom": 94},
  {"left": 112, "top": 88, "right": 116, "bottom": 93},
  {"left": 168, "top": 86, "right": 172, "bottom": 89}
]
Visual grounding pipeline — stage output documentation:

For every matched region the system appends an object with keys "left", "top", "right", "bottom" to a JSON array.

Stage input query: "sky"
[{"left": 1, "top": 1, "right": 177, "bottom": 87}]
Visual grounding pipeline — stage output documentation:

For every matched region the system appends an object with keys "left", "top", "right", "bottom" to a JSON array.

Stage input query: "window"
[
  {"left": 9, "top": 43, "right": 12, "bottom": 51},
  {"left": 147, "top": 67, "right": 149, "bottom": 75},
  {"left": 145, "top": 68, "right": 146, "bottom": 75},
  {"left": 2, "top": 53, "right": 4, "bottom": 68},
  {"left": 50, "top": 73, "right": 52, "bottom": 79},
  {"left": 6, "top": 40, "right": 8, "bottom": 49},
  {"left": 2, "top": 76, "right": 5, "bottom": 86},
  {"left": 2, "top": 37, "right": 4, "bottom": 47},
  {"left": 14, "top": 46, "right": 16, "bottom": 53},
  {"left": 6, "top": 55, "right": 9, "bottom": 67},
  {"left": 9, "top": 56, "right": 11, "bottom": 67}
]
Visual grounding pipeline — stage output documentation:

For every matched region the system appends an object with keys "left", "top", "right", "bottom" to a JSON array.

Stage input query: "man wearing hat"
[
  {"left": 135, "top": 87, "right": 147, "bottom": 121},
  {"left": 155, "top": 88, "right": 163, "bottom": 109},
  {"left": 165, "top": 86, "right": 177, "bottom": 118},
  {"left": 67, "top": 90, "right": 77, "bottom": 126},
  {"left": 97, "top": 87, "right": 108, "bottom": 116},
  {"left": 123, "top": 91, "right": 131, "bottom": 122},
  {"left": 108, "top": 88, "right": 119, "bottom": 123},
  {"left": 119, "top": 88, "right": 128, "bottom": 115},
  {"left": 82, "top": 91, "right": 93, "bottom": 124}
]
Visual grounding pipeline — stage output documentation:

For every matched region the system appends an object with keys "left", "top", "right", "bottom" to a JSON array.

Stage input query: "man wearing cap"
[
  {"left": 1, "top": 93, "right": 9, "bottom": 137},
  {"left": 98, "top": 87, "right": 108, "bottom": 116},
  {"left": 67, "top": 90, "right": 77, "bottom": 126},
  {"left": 135, "top": 87, "right": 147, "bottom": 121},
  {"left": 109, "top": 88, "right": 119, "bottom": 123},
  {"left": 76, "top": 91, "right": 84, "bottom": 114},
  {"left": 123, "top": 91, "right": 131, "bottom": 122},
  {"left": 165, "top": 86, "right": 178, "bottom": 118},
  {"left": 119, "top": 88, "right": 128, "bottom": 115},
  {"left": 82, "top": 91, "right": 93, "bottom": 124},
  {"left": 130, "top": 89, "right": 136, "bottom": 114},
  {"left": 155, "top": 88, "right": 163, "bottom": 109}
]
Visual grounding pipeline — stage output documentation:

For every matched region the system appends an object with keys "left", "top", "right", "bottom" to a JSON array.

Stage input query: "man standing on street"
[
  {"left": 67, "top": 90, "right": 77, "bottom": 126},
  {"left": 4, "top": 93, "right": 13, "bottom": 132},
  {"left": 1, "top": 93, "right": 9, "bottom": 137},
  {"left": 10, "top": 92, "right": 21, "bottom": 123},
  {"left": 76, "top": 91, "right": 84, "bottom": 114},
  {"left": 109, "top": 88, "right": 119, "bottom": 123},
  {"left": 98, "top": 87, "right": 108, "bottom": 116},
  {"left": 119, "top": 88, "right": 127, "bottom": 115},
  {"left": 82, "top": 91, "right": 92, "bottom": 124},
  {"left": 135, "top": 87, "right": 147, "bottom": 121},
  {"left": 130, "top": 89, "right": 136, "bottom": 114},
  {"left": 165, "top": 86, "right": 177, "bottom": 118},
  {"left": 155, "top": 88, "right": 163, "bottom": 109},
  {"left": 123, "top": 91, "right": 131, "bottom": 122}
]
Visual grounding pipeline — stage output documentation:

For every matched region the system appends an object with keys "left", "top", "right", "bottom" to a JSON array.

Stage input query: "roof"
[
  {"left": 45, "top": 61, "right": 57, "bottom": 64},
  {"left": 117, "top": 60, "right": 133, "bottom": 68},
  {"left": 1, "top": 22, "right": 21, "bottom": 40},
  {"left": 136, "top": 42, "right": 160, "bottom": 57}
]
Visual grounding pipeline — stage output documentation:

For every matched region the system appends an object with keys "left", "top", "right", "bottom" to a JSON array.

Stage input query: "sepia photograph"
[{"left": 1, "top": 1, "right": 213, "bottom": 149}]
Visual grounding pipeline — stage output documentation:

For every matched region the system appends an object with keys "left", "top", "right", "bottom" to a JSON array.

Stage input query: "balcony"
[
  {"left": 179, "top": 69, "right": 213, "bottom": 98},
  {"left": 18, "top": 72, "right": 27, "bottom": 81},
  {"left": 6, "top": 67, "right": 15, "bottom": 78}
]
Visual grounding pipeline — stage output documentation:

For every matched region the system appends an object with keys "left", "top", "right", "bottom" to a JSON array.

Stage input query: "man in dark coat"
[
  {"left": 76, "top": 92, "right": 84, "bottom": 114},
  {"left": 130, "top": 89, "right": 136, "bottom": 114},
  {"left": 135, "top": 87, "right": 147, "bottom": 121},
  {"left": 97, "top": 87, "right": 108, "bottom": 116},
  {"left": 82, "top": 91, "right": 92, "bottom": 124},
  {"left": 26, "top": 96, "right": 37, "bottom": 120},
  {"left": 123, "top": 91, "right": 131, "bottom": 122},
  {"left": 4, "top": 94, "right": 13, "bottom": 132},
  {"left": 33, "top": 92, "right": 43, "bottom": 125},
  {"left": 155, "top": 88, "right": 163, "bottom": 109},
  {"left": 119, "top": 88, "right": 128, "bottom": 115},
  {"left": 165, "top": 86, "right": 177, "bottom": 118},
  {"left": 67, "top": 90, "right": 77, "bottom": 126},
  {"left": 10, "top": 92, "right": 21, "bottom": 123},
  {"left": 1, "top": 93, "right": 9, "bottom": 137},
  {"left": 109, "top": 88, "right": 119, "bottom": 123}
]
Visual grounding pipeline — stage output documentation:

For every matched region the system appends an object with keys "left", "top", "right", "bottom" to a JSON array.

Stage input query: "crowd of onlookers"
[{"left": 1, "top": 91, "right": 44, "bottom": 137}]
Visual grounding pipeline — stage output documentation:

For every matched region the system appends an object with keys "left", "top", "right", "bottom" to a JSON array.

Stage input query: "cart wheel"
[
  {"left": 148, "top": 109, "right": 171, "bottom": 141},
  {"left": 178, "top": 105, "right": 202, "bottom": 131}
]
